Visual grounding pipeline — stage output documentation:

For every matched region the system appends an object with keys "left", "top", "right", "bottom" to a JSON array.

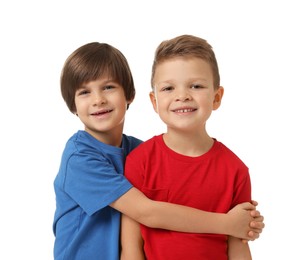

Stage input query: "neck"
[{"left": 85, "top": 124, "right": 124, "bottom": 147}]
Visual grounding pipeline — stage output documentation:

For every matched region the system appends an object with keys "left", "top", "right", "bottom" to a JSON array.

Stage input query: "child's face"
[
  {"left": 150, "top": 57, "right": 223, "bottom": 132},
  {"left": 74, "top": 76, "right": 130, "bottom": 144}
]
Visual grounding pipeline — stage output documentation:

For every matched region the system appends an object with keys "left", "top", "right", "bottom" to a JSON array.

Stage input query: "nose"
[
  {"left": 175, "top": 88, "right": 191, "bottom": 102},
  {"left": 93, "top": 93, "right": 106, "bottom": 106}
]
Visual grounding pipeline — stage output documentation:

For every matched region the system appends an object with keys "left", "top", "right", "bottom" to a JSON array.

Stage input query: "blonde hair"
[{"left": 151, "top": 34, "right": 220, "bottom": 89}]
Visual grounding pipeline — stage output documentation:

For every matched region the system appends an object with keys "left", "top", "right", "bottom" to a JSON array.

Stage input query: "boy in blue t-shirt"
[{"left": 53, "top": 42, "right": 264, "bottom": 259}]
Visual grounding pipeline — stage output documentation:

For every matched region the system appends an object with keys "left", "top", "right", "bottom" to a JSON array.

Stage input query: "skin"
[{"left": 121, "top": 57, "right": 256, "bottom": 259}]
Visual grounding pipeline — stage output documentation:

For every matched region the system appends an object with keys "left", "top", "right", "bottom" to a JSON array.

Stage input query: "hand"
[
  {"left": 248, "top": 200, "right": 265, "bottom": 238},
  {"left": 227, "top": 202, "right": 258, "bottom": 240},
  {"left": 242, "top": 200, "right": 265, "bottom": 243}
]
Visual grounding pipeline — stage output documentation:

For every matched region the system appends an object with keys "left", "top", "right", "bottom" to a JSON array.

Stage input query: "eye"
[
  {"left": 190, "top": 84, "right": 204, "bottom": 89},
  {"left": 77, "top": 89, "right": 90, "bottom": 95},
  {"left": 161, "top": 86, "right": 174, "bottom": 92},
  {"left": 103, "top": 85, "right": 115, "bottom": 90}
]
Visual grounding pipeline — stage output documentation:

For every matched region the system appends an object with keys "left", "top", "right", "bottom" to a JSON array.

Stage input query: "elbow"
[{"left": 134, "top": 203, "right": 160, "bottom": 228}]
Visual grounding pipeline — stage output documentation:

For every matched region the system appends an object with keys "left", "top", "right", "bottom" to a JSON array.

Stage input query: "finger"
[
  {"left": 251, "top": 200, "right": 258, "bottom": 206},
  {"left": 250, "top": 210, "right": 260, "bottom": 217},
  {"left": 248, "top": 230, "right": 260, "bottom": 239},
  {"left": 241, "top": 202, "right": 256, "bottom": 210},
  {"left": 251, "top": 216, "right": 265, "bottom": 224},
  {"left": 253, "top": 216, "right": 264, "bottom": 223},
  {"left": 250, "top": 221, "right": 265, "bottom": 231}
]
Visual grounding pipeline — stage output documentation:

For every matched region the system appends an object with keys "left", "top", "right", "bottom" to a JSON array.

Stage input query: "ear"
[
  {"left": 213, "top": 86, "right": 224, "bottom": 110},
  {"left": 149, "top": 91, "right": 158, "bottom": 113}
]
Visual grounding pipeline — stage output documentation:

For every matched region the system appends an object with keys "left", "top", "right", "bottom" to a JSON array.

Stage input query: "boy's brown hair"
[
  {"left": 151, "top": 34, "right": 220, "bottom": 89},
  {"left": 61, "top": 42, "right": 135, "bottom": 113}
]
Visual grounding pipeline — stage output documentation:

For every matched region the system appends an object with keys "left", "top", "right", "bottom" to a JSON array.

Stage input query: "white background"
[{"left": 1, "top": 0, "right": 302, "bottom": 259}]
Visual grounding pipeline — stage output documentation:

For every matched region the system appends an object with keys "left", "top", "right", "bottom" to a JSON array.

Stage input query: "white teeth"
[{"left": 175, "top": 109, "right": 193, "bottom": 113}]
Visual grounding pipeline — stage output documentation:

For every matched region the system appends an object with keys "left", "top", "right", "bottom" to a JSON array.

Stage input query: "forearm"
[
  {"left": 112, "top": 188, "right": 248, "bottom": 237},
  {"left": 228, "top": 236, "right": 252, "bottom": 260},
  {"left": 120, "top": 240, "right": 145, "bottom": 260},
  {"left": 113, "top": 188, "right": 259, "bottom": 240},
  {"left": 144, "top": 201, "right": 261, "bottom": 241},
  {"left": 142, "top": 200, "right": 231, "bottom": 234},
  {"left": 120, "top": 214, "right": 145, "bottom": 260}
]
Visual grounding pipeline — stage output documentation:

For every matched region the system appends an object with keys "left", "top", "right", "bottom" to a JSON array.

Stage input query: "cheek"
[
  {"left": 199, "top": 95, "right": 213, "bottom": 106},
  {"left": 155, "top": 99, "right": 168, "bottom": 113},
  {"left": 76, "top": 97, "right": 88, "bottom": 106},
  {"left": 74, "top": 100, "right": 82, "bottom": 112},
  {"left": 112, "top": 93, "right": 127, "bottom": 105}
]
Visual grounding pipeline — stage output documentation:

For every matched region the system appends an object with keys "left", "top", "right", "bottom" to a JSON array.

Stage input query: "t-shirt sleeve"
[
  {"left": 231, "top": 166, "right": 252, "bottom": 208},
  {"left": 63, "top": 152, "right": 132, "bottom": 216}
]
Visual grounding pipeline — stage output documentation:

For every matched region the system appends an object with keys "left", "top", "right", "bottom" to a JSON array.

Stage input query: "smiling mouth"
[
  {"left": 91, "top": 109, "right": 113, "bottom": 116},
  {"left": 173, "top": 108, "right": 196, "bottom": 113}
]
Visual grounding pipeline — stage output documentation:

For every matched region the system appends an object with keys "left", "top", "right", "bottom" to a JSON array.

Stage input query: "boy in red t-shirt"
[{"left": 121, "top": 35, "right": 263, "bottom": 259}]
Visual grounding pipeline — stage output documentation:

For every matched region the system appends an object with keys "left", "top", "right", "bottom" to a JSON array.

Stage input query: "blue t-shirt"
[{"left": 53, "top": 130, "right": 142, "bottom": 260}]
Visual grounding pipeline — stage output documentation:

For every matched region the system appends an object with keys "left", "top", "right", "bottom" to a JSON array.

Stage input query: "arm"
[
  {"left": 119, "top": 199, "right": 262, "bottom": 260},
  {"left": 111, "top": 187, "right": 261, "bottom": 240},
  {"left": 120, "top": 214, "right": 145, "bottom": 260},
  {"left": 228, "top": 236, "right": 252, "bottom": 260}
]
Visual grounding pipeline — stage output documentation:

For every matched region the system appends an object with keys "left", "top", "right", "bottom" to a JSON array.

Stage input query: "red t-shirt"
[{"left": 125, "top": 135, "right": 251, "bottom": 260}]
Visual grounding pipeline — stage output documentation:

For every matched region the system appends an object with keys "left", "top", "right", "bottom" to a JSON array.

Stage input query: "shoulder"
[
  {"left": 214, "top": 140, "right": 248, "bottom": 168},
  {"left": 66, "top": 130, "right": 95, "bottom": 149},
  {"left": 64, "top": 131, "right": 115, "bottom": 161},
  {"left": 61, "top": 131, "right": 82, "bottom": 156}
]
